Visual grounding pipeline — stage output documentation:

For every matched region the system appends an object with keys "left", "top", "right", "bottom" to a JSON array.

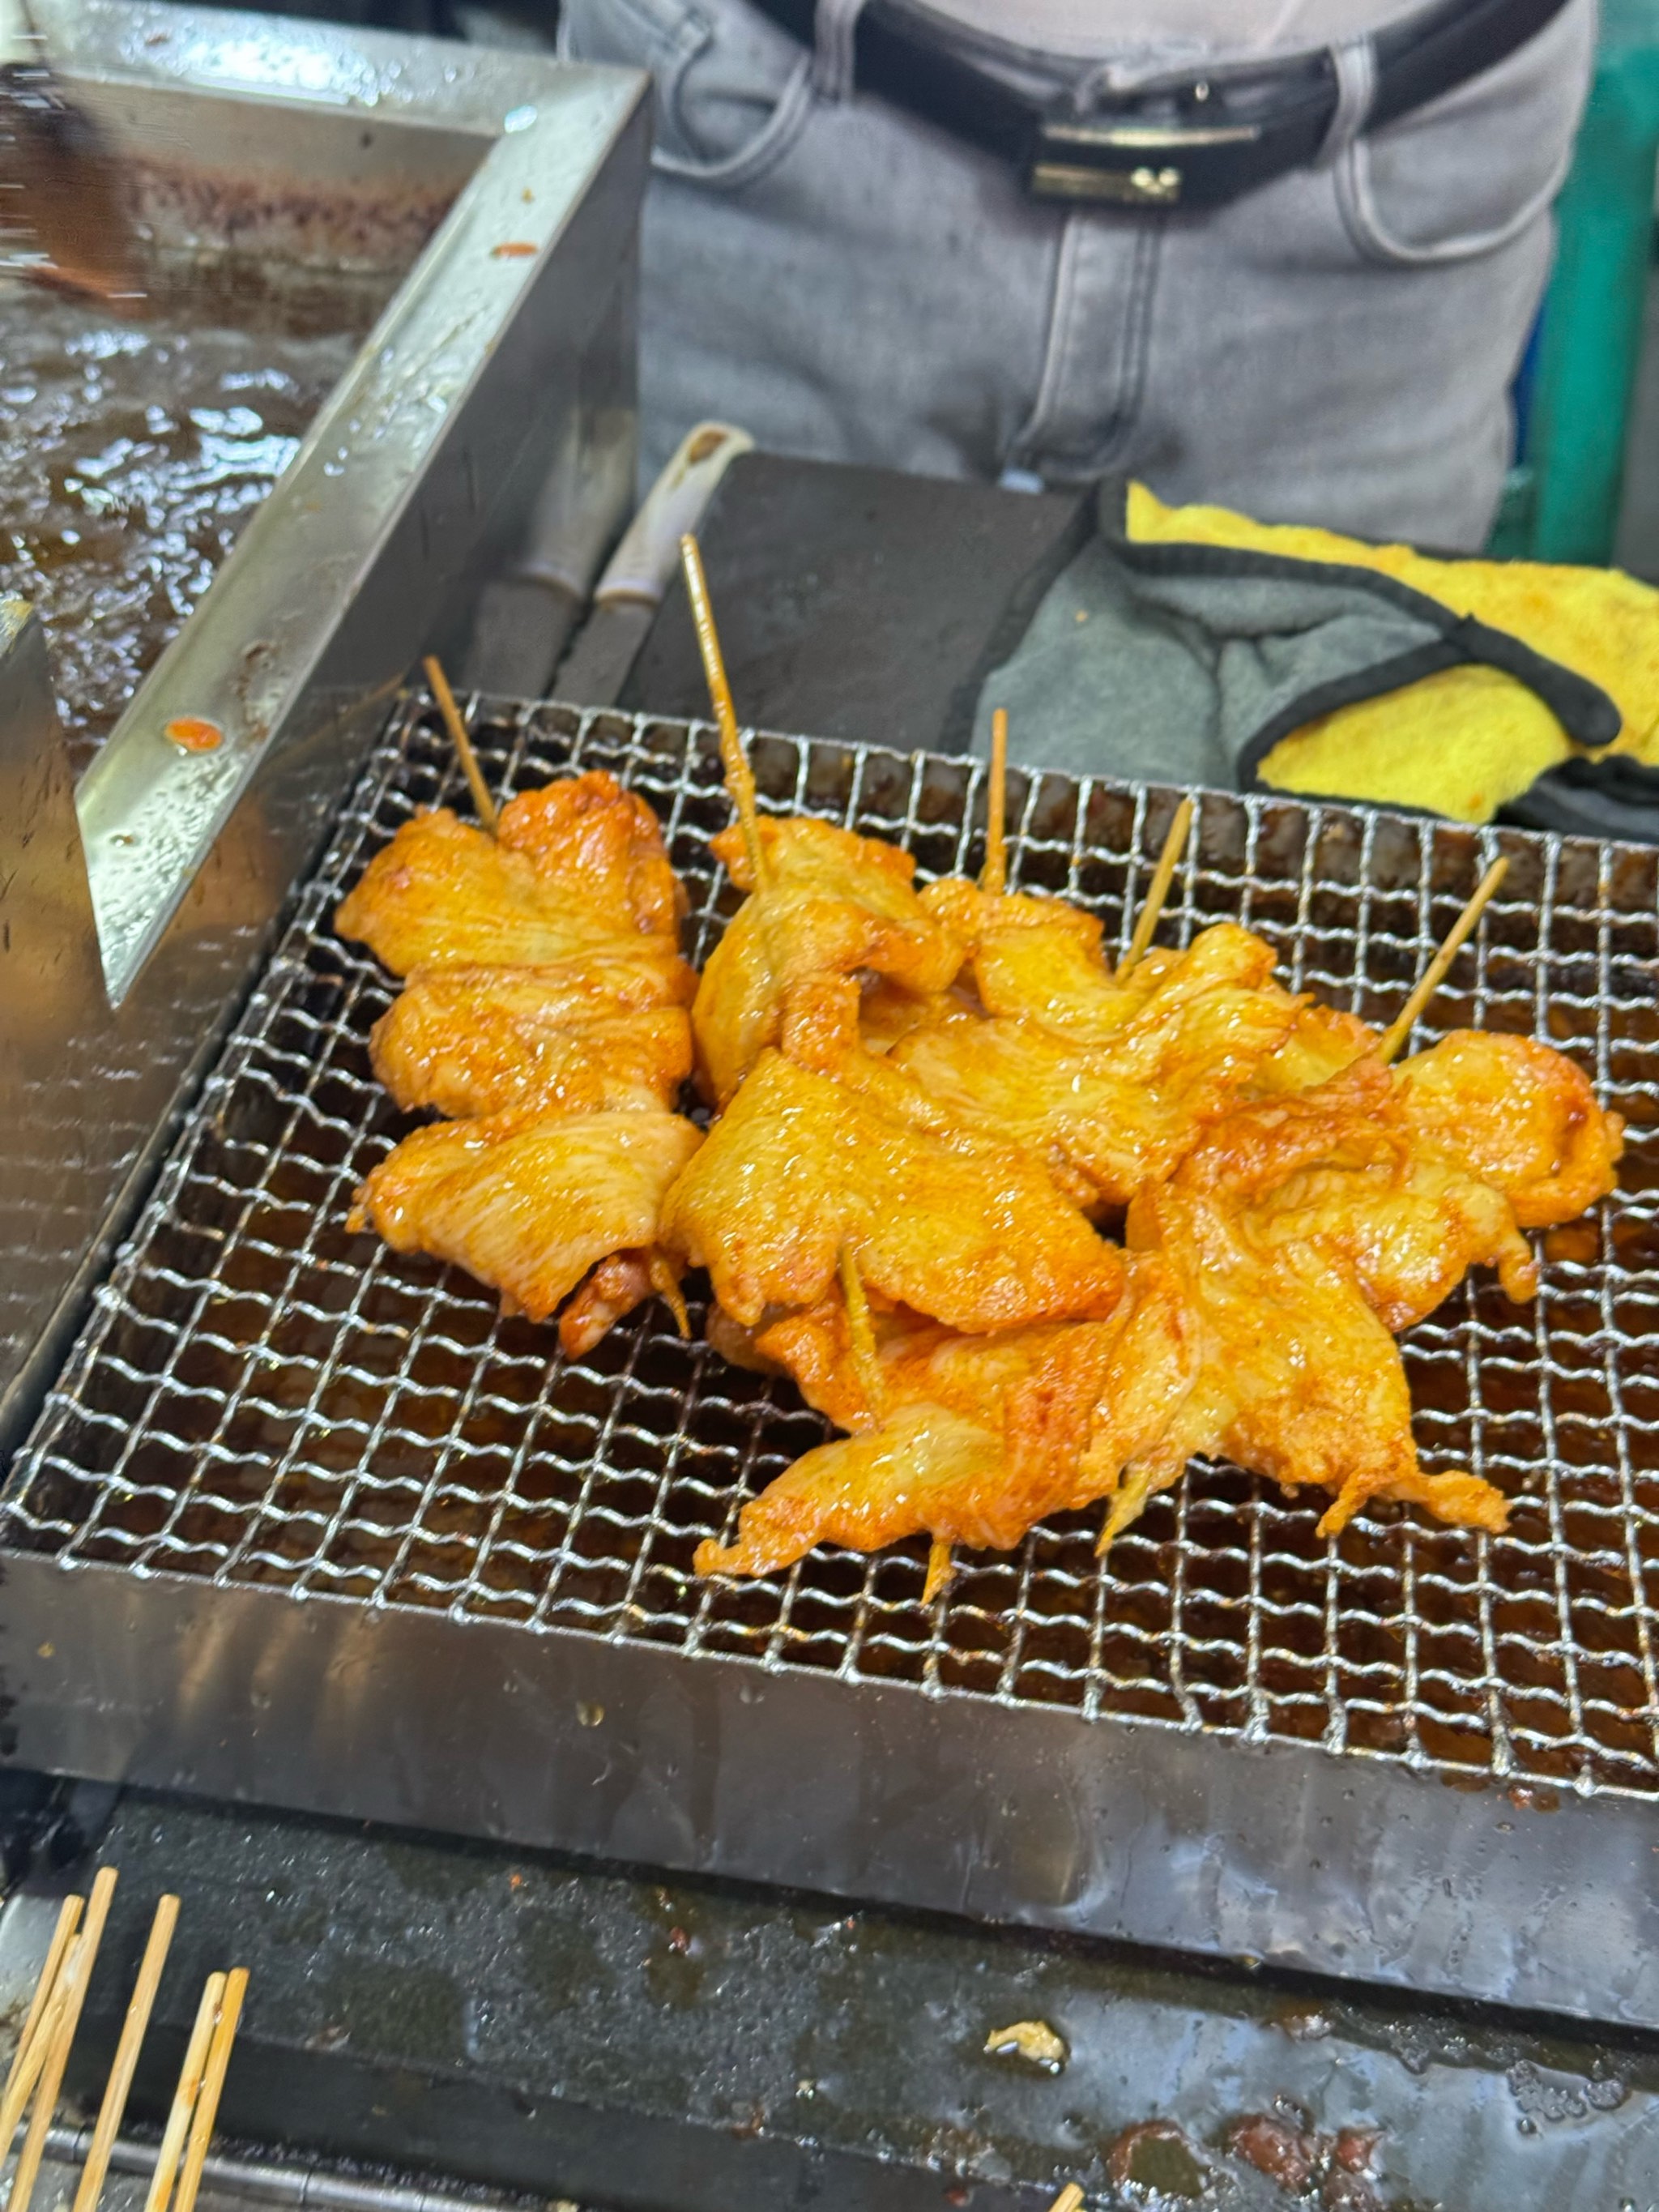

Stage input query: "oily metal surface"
[
  {"left": 7, "top": 694, "right": 1659, "bottom": 1800},
  {"left": 0, "top": 280, "right": 364, "bottom": 777},
  {"left": 32, "top": 1791, "right": 1659, "bottom": 2211},
  {"left": 0, "top": 1, "right": 646, "bottom": 1471}
]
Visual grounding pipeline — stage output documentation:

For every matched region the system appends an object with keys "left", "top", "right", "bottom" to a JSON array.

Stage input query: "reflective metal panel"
[{"left": 0, "top": 3, "right": 646, "bottom": 1450}]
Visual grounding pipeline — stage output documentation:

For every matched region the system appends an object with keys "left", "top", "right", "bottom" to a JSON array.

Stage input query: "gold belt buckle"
[{"left": 1027, "top": 117, "right": 1260, "bottom": 207}]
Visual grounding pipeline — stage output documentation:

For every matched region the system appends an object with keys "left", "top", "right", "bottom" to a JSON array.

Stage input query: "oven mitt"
[{"left": 977, "top": 479, "right": 1659, "bottom": 835}]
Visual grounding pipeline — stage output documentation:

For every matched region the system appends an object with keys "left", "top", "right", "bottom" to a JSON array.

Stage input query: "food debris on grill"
[{"left": 983, "top": 2018, "right": 1068, "bottom": 2073}]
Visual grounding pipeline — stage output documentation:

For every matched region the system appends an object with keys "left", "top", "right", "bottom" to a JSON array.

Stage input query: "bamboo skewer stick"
[
  {"left": 143, "top": 1975, "right": 225, "bottom": 2212},
  {"left": 1377, "top": 856, "right": 1509, "bottom": 1067},
  {"left": 70, "top": 1894, "right": 181, "bottom": 2212},
  {"left": 171, "top": 1969, "right": 247, "bottom": 2212},
  {"left": 7, "top": 1868, "right": 119, "bottom": 2212},
  {"left": 0, "top": 1896, "right": 83, "bottom": 2141},
  {"left": 1120, "top": 795, "right": 1195, "bottom": 977},
  {"left": 423, "top": 656, "right": 498, "bottom": 835},
  {"left": 1047, "top": 2186, "right": 1085, "bottom": 2212},
  {"left": 0, "top": 1908, "right": 82, "bottom": 2167},
  {"left": 922, "top": 1539, "right": 955, "bottom": 1607},
  {"left": 679, "top": 534, "right": 770, "bottom": 894},
  {"left": 981, "top": 707, "right": 1009, "bottom": 897}
]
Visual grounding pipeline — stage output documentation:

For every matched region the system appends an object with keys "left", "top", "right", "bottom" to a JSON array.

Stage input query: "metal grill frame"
[{"left": 5, "top": 694, "right": 1659, "bottom": 2027}]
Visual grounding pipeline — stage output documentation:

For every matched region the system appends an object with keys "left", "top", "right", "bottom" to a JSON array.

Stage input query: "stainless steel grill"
[{"left": 9, "top": 694, "right": 1659, "bottom": 1822}]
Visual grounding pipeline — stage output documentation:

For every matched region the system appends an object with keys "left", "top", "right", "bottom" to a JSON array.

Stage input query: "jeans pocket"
[
  {"left": 560, "top": 0, "right": 818, "bottom": 191},
  {"left": 1337, "top": 0, "right": 1594, "bottom": 267}
]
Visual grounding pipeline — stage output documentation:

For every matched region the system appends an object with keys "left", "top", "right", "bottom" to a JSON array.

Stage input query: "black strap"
[{"left": 744, "top": 0, "right": 1572, "bottom": 208}]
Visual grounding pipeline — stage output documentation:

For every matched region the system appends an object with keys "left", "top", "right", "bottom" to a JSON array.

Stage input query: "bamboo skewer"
[
  {"left": 679, "top": 534, "right": 770, "bottom": 894},
  {"left": 1377, "top": 856, "right": 1509, "bottom": 1067},
  {"left": 1120, "top": 795, "right": 1195, "bottom": 978},
  {"left": 423, "top": 655, "right": 498, "bottom": 836},
  {"left": 143, "top": 1975, "right": 225, "bottom": 2212},
  {"left": 922, "top": 1539, "right": 956, "bottom": 1607},
  {"left": 0, "top": 1911, "right": 81, "bottom": 2167},
  {"left": 171, "top": 1969, "right": 247, "bottom": 2212},
  {"left": 981, "top": 707, "right": 1009, "bottom": 898},
  {"left": 0, "top": 1895, "right": 83, "bottom": 2149},
  {"left": 1047, "top": 2186, "right": 1085, "bottom": 2212},
  {"left": 70, "top": 1894, "right": 181, "bottom": 2212},
  {"left": 7, "top": 1868, "right": 119, "bottom": 2212}
]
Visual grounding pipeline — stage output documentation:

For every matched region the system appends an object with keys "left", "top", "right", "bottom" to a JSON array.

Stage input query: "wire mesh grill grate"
[{"left": 7, "top": 698, "right": 1659, "bottom": 1799}]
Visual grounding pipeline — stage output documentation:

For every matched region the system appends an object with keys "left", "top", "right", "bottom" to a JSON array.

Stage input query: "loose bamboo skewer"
[
  {"left": 1047, "top": 2186, "right": 1085, "bottom": 2212},
  {"left": 143, "top": 1974, "right": 225, "bottom": 2212},
  {"left": 1120, "top": 795, "right": 1195, "bottom": 978},
  {"left": 70, "top": 1894, "right": 181, "bottom": 2212},
  {"left": 0, "top": 1895, "right": 83, "bottom": 2156},
  {"left": 981, "top": 707, "right": 1009, "bottom": 898},
  {"left": 679, "top": 534, "right": 770, "bottom": 894},
  {"left": 1377, "top": 856, "right": 1509, "bottom": 1067},
  {"left": 7, "top": 1868, "right": 118, "bottom": 2212},
  {"left": 0, "top": 1966, "right": 78, "bottom": 2176},
  {"left": 423, "top": 655, "right": 498, "bottom": 835},
  {"left": 170, "top": 1969, "right": 247, "bottom": 2212}
]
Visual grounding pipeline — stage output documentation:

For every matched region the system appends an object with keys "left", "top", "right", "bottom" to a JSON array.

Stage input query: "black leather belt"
[{"left": 744, "top": 0, "right": 1574, "bottom": 207}]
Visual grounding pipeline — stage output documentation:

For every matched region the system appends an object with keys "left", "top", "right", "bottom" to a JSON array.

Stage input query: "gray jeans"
[{"left": 561, "top": 0, "right": 1595, "bottom": 549}]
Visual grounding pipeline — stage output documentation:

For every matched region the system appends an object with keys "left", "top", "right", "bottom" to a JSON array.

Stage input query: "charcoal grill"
[{"left": 4, "top": 695, "right": 1658, "bottom": 2029}]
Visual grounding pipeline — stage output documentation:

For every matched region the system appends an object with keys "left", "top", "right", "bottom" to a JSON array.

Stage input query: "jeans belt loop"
[
  {"left": 1318, "top": 36, "right": 1379, "bottom": 163},
  {"left": 812, "top": 0, "right": 872, "bottom": 103}
]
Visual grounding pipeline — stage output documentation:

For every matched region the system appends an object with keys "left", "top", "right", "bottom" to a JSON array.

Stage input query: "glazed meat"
[
  {"left": 693, "top": 1039, "right": 1612, "bottom": 1576},
  {"left": 918, "top": 878, "right": 1166, "bottom": 1040},
  {"left": 1395, "top": 1028, "right": 1623, "bottom": 1226},
  {"left": 560, "top": 1249, "right": 685, "bottom": 1360},
  {"left": 493, "top": 775, "right": 685, "bottom": 938},
  {"left": 370, "top": 962, "right": 693, "bottom": 1120},
  {"left": 890, "top": 922, "right": 1299, "bottom": 1208},
  {"left": 335, "top": 772, "right": 688, "bottom": 976},
  {"left": 1247, "top": 995, "right": 1379, "bottom": 1096},
  {"left": 1109, "top": 1064, "right": 1522, "bottom": 1544},
  {"left": 659, "top": 1042, "right": 1124, "bottom": 1334},
  {"left": 693, "top": 816, "right": 963, "bottom": 1104},
  {"left": 351, "top": 1107, "right": 702, "bottom": 1353},
  {"left": 693, "top": 1260, "right": 1192, "bottom": 1578},
  {"left": 339, "top": 771, "right": 699, "bottom": 1353}
]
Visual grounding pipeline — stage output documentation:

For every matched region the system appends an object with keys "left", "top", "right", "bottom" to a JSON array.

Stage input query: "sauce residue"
[
  {"left": 164, "top": 715, "right": 224, "bottom": 752},
  {"left": 491, "top": 241, "right": 538, "bottom": 258},
  {"left": 1222, "top": 2112, "right": 1386, "bottom": 2206},
  {"left": 1106, "top": 2120, "right": 1206, "bottom": 2197}
]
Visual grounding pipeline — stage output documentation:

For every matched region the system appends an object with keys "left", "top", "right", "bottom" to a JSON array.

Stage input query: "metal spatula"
[{"left": 0, "top": 0, "right": 138, "bottom": 301}]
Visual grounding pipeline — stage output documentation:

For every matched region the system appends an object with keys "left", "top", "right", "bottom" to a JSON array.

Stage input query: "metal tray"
[{"left": 6, "top": 698, "right": 1659, "bottom": 2027}]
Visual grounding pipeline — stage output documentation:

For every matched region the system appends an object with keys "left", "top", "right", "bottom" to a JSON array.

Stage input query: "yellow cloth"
[{"left": 1125, "top": 482, "right": 1659, "bottom": 823}]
